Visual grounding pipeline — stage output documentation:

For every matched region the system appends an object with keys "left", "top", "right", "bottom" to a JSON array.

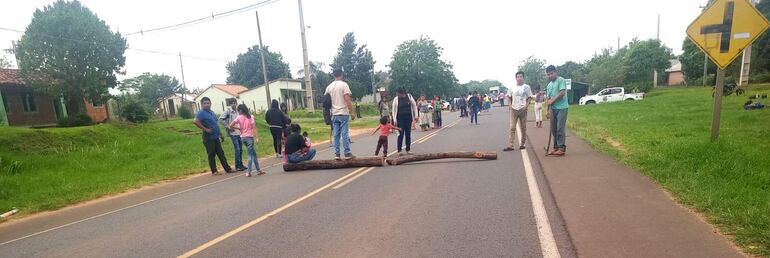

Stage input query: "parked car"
[{"left": 579, "top": 87, "right": 644, "bottom": 105}]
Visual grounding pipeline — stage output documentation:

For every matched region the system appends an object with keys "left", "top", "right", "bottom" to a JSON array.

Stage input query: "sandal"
[{"left": 257, "top": 171, "right": 267, "bottom": 176}]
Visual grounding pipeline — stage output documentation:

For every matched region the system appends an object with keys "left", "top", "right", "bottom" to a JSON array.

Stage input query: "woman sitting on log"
[{"left": 285, "top": 124, "right": 316, "bottom": 164}]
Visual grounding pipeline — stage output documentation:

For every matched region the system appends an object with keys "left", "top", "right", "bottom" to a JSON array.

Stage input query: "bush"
[
  {"left": 627, "top": 81, "right": 653, "bottom": 93},
  {"left": 178, "top": 105, "right": 194, "bottom": 119},
  {"left": 57, "top": 113, "right": 94, "bottom": 127},
  {"left": 121, "top": 102, "right": 150, "bottom": 123},
  {"left": 750, "top": 72, "right": 770, "bottom": 83}
]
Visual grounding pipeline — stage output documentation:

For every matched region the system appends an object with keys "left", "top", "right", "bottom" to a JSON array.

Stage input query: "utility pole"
[
  {"left": 298, "top": 0, "right": 315, "bottom": 111},
  {"left": 179, "top": 52, "right": 188, "bottom": 113},
  {"left": 738, "top": 0, "right": 758, "bottom": 86},
  {"left": 256, "top": 11, "right": 271, "bottom": 109},
  {"left": 654, "top": 14, "right": 660, "bottom": 88},
  {"left": 371, "top": 70, "right": 377, "bottom": 104}
]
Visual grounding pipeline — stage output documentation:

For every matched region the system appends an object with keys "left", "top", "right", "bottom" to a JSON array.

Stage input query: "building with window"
[{"left": 0, "top": 69, "right": 107, "bottom": 127}]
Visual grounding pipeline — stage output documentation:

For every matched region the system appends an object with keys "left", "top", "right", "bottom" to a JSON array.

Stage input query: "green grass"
[
  {"left": 0, "top": 115, "right": 380, "bottom": 218},
  {"left": 568, "top": 84, "right": 770, "bottom": 256}
]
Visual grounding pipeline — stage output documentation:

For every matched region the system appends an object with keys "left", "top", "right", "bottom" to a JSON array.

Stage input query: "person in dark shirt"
[
  {"left": 285, "top": 124, "right": 316, "bottom": 164},
  {"left": 193, "top": 97, "right": 232, "bottom": 175},
  {"left": 265, "top": 100, "right": 289, "bottom": 159},
  {"left": 468, "top": 91, "right": 481, "bottom": 125}
]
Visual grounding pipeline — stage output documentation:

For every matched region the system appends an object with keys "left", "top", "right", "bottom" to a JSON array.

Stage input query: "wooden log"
[
  {"left": 283, "top": 157, "right": 384, "bottom": 171},
  {"left": 387, "top": 151, "right": 497, "bottom": 166}
]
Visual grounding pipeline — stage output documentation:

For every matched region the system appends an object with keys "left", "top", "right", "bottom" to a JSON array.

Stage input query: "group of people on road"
[
  {"left": 503, "top": 65, "right": 568, "bottom": 157},
  {"left": 192, "top": 64, "right": 570, "bottom": 175}
]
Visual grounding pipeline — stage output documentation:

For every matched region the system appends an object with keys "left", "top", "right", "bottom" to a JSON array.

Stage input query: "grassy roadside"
[
  {"left": 568, "top": 85, "right": 770, "bottom": 256},
  {"left": 0, "top": 114, "right": 380, "bottom": 219}
]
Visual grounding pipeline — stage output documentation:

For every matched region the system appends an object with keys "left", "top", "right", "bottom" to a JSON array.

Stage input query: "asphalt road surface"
[{"left": 0, "top": 107, "right": 575, "bottom": 258}]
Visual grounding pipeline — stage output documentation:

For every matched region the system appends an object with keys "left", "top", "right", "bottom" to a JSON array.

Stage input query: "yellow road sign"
[{"left": 686, "top": 0, "right": 770, "bottom": 69}]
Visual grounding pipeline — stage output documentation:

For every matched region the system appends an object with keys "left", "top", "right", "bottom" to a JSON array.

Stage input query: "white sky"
[{"left": 0, "top": 0, "right": 706, "bottom": 89}]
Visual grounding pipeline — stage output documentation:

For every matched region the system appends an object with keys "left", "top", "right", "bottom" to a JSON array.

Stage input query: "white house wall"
[{"left": 194, "top": 88, "right": 233, "bottom": 115}]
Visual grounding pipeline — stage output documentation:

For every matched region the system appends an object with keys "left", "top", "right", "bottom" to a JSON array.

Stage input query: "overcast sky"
[{"left": 1, "top": 0, "right": 706, "bottom": 89}]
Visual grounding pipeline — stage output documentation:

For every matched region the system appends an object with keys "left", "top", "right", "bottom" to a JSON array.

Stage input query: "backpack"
[{"left": 322, "top": 93, "right": 332, "bottom": 125}]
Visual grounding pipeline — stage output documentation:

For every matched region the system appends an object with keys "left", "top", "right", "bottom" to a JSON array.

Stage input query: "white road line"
[
  {"left": 332, "top": 167, "right": 375, "bottom": 189},
  {"left": 178, "top": 167, "right": 367, "bottom": 258},
  {"left": 517, "top": 123, "right": 561, "bottom": 258}
]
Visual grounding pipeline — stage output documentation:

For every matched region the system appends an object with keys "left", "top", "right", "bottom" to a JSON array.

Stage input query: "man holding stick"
[{"left": 545, "top": 65, "right": 568, "bottom": 156}]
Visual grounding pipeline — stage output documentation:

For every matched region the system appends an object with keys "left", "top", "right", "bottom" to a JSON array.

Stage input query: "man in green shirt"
[{"left": 545, "top": 65, "right": 568, "bottom": 156}]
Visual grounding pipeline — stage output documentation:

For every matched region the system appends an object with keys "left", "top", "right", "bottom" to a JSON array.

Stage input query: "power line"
[
  {"left": 0, "top": 27, "right": 229, "bottom": 63},
  {"left": 125, "top": 0, "right": 281, "bottom": 36}
]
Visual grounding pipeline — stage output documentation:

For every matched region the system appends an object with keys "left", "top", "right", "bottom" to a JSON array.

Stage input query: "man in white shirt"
[
  {"left": 504, "top": 71, "right": 533, "bottom": 151},
  {"left": 324, "top": 69, "right": 356, "bottom": 160}
]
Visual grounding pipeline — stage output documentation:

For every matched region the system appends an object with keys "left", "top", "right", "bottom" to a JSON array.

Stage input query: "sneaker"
[
  {"left": 519, "top": 145, "right": 526, "bottom": 150},
  {"left": 344, "top": 153, "right": 355, "bottom": 160},
  {"left": 236, "top": 166, "right": 246, "bottom": 172},
  {"left": 503, "top": 147, "right": 515, "bottom": 151},
  {"left": 335, "top": 154, "right": 341, "bottom": 160}
]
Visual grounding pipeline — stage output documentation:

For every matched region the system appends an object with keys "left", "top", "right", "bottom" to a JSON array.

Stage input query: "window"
[
  {"left": 91, "top": 97, "right": 103, "bottom": 107},
  {"left": 610, "top": 89, "right": 622, "bottom": 95},
  {"left": 21, "top": 92, "right": 37, "bottom": 113},
  {"left": 1, "top": 91, "right": 8, "bottom": 114}
]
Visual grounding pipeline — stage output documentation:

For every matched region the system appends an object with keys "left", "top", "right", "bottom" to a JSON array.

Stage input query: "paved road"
[{"left": 0, "top": 107, "right": 574, "bottom": 257}]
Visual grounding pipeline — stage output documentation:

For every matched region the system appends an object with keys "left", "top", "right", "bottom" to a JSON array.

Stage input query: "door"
[
  {"left": 168, "top": 99, "right": 176, "bottom": 116},
  {"left": 608, "top": 88, "right": 624, "bottom": 102}
]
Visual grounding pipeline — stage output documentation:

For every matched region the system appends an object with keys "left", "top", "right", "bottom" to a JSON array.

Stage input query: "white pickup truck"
[{"left": 578, "top": 87, "right": 644, "bottom": 105}]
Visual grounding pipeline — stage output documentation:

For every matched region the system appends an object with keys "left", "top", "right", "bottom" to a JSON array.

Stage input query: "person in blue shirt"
[{"left": 194, "top": 97, "right": 233, "bottom": 175}]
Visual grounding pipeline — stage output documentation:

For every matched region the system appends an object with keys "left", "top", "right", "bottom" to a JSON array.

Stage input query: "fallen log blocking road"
[{"left": 282, "top": 151, "right": 497, "bottom": 171}]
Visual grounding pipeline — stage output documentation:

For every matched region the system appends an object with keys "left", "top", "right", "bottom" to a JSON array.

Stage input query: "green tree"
[
  {"left": 622, "top": 39, "right": 673, "bottom": 84},
  {"left": 680, "top": 37, "right": 717, "bottom": 85},
  {"left": 462, "top": 80, "right": 503, "bottom": 94},
  {"left": 750, "top": 0, "right": 770, "bottom": 74},
  {"left": 298, "top": 61, "right": 333, "bottom": 96},
  {"left": 226, "top": 46, "right": 290, "bottom": 88},
  {"left": 16, "top": 0, "right": 127, "bottom": 114},
  {"left": 388, "top": 36, "right": 458, "bottom": 98},
  {"left": 556, "top": 61, "right": 584, "bottom": 80},
  {"left": 580, "top": 48, "right": 626, "bottom": 92},
  {"left": 0, "top": 56, "right": 12, "bottom": 69},
  {"left": 517, "top": 56, "right": 548, "bottom": 88},
  {"left": 331, "top": 32, "right": 375, "bottom": 100},
  {"left": 119, "top": 73, "right": 183, "bottom": 107}
]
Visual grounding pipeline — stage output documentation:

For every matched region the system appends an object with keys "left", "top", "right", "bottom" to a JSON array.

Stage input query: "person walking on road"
[
  {"left": 417, "top": 95, "right": 431, "bottom": 131},
  {"left": 219, "top": 98, "right": 246, "bottom": 171},
  {"left": 504, "top": 71, "right": 533, "bottom": 151},
  {"left": 194, "top": 97, "right": 233, "bottom": 175},
  {"left": 534, "top": 85, "right": 545, "bottom": 128},
  {"left": 545, "top": 65, "right": 569, "bottom": 156},
  {"left": 265, "top": 99, "right": 289, "bottom": 159},
  {"left": 468, "top": 91, "right": 481, "bottom": 125},
  {"left": 371, "top": 116, "right": 402, "bottom": 159},
  {"left": 432, "top": 95, "right": 443, "bottom": 128},
  {"left": 458, "top": 94, "right": 468, "bottom": 117},
  {"left": 391, "top": 87, "right": 418, "bottom": 155},
  {"left": 230, "top": 104, "right": 265, "bottom": 177},
  {"left": 325, "top": 69, "right": 356, "bottom": 160}
]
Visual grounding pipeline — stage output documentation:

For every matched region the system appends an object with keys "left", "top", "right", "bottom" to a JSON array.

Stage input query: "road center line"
[
  {"left": 177, "top": 167, "right": 368, "bottom": 258},
  {"left": 332, "top": 167, "right": 375, "bottom": 189},
  {"left": 517, "top": 123, "right": 561, "bottom": 258}
]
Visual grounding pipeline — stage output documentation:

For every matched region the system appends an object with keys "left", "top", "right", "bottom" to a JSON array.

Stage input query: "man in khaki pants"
[{"left": 504, "top": 71, "right": 533, "bottom": 151}]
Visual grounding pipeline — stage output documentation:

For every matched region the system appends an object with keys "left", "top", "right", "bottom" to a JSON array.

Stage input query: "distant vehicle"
[{"left": 579, "top": 87, "right": 644, "bottom": 105}]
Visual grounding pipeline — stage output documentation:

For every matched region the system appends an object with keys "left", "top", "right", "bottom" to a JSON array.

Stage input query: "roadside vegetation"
[{"left": 569, "top": 84, "right": 770, "bottom": 256}]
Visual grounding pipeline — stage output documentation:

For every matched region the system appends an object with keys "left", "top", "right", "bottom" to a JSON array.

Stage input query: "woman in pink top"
[{"left": 230, "top": 104, "right": 265, "bottom": 177}]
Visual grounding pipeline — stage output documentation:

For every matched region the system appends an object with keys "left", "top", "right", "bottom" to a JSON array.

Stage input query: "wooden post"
[{"left": 711, "top": 68, "right": 725, "bottom": 141}]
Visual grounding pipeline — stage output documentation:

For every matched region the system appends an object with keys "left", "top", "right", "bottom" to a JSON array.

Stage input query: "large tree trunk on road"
[
  {"left": 387, "top": 151, "right": 497, "bottom": 165},
  {"left": 283, "top": 151, "right": 497, "bottom": 171},
  {"left": 283, "top": 157, "right": 384, "bottom": 171}
]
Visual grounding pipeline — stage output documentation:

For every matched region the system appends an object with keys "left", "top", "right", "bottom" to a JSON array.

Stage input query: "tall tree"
[
  {"left": 517, "top": 56, "right": 548, "bottom": 89},
  {"left": 388, "top": 36, "right": 458, "bottom": 98},
  {"left": 118, "top": 73, "right": 183, "bottom": 107},
  {"left": 462, "top": 80, "right": 503, "bottom": 94},
  {"left": 750, "top": 0, "right": 770, "bottom": 74},
  {"left": 330, "top": 32, "right": 375, "bottom": 100},
  {"left": 622, "top": 39, "right": 673, "bottom": 84},
  {"left": 298, "top": 61, "right": 333, "bottom": 95},
  {"left": 226, "top": 46, "right": 291, "bottom": 88},
  {"left": 680, "top": 37, "right": 716, "bottom": 85},
  {"left": 556, "top": 61, "right": 584, "bottom": 80},
  {"left": 0, "top": 56, "right": 12, "bottom": 69},
  {"left": 16, "top": 0, "right": 127, "bottom": 114}
]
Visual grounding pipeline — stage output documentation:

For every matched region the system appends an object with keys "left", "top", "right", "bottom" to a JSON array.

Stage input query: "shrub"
[
  {"left": 750, "top": 72, "right": 770, "bottom": 83},
  {"left": 178, "top": 105, "right": 194, "bottom": 119},
  {"left": 57, "top": 113, "right": 94, "bottom": 127},
  {"left": 627, "top": 81, "right": 653, "bottom": 93},
  {"left": 121, "top": 102, "right": 150, "bottom": 123}
]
